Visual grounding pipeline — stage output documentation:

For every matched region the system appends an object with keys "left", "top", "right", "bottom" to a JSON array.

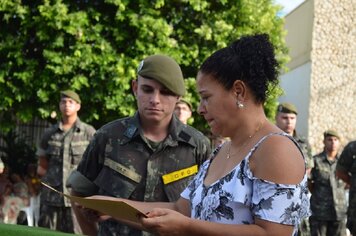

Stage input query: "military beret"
[
  {"left": 137, "top": 54, "right": 186, "bottom": 96},
  {"left": 277, "top": 102, "right": 298, "bottom": 115},
  {"left": 324, "top": 129, "right": 340, "bottom": 139},
  {"left": 177, "top": 98, "right": 193, "bottom": 111},
  {"left": 60, "top": 90, "right": 81, "bottom": 104}
]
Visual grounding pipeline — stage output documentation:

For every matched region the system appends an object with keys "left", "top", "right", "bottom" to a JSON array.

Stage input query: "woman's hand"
[{"left": 141, "top": 208, "right": 190, "bottom": 236}]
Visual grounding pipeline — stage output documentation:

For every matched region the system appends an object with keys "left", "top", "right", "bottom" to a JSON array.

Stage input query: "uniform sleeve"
[
  {"left": 87, "top": 125, "right": 96, "bottom": 138},
  {"left": 36, "top": 128, "right": 52, "bottom": 157},
  {"left": 66, "top": 170, "right": 98, "bottom": 196},
  {"left": 309, "top": 155, "right": 317, "bottom": 181},
  {"left": 304, "top": 142, "right": 314, "bottom": 169},
  {"left": 66, "top": 130, "right": 106, "bottom": 196},
  {"left": 196, "top": 135, "right": 212, "bottom": 166}
]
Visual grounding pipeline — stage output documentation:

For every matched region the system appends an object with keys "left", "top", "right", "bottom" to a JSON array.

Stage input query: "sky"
[{"left": 274, "top": 0, "right": 305, "bottom": 16}]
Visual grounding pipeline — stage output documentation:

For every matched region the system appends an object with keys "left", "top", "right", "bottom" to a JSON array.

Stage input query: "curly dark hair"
[{"left": 199, "top": 34, "right": 280, "bottom": 103}]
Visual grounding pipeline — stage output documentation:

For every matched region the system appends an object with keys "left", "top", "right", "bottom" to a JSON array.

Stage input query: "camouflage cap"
[
  {"left": 60, "top": 90, "right": 81, "bottom": 104},
  {"left": 177, "top": 98, "right": 193, "bottom": 111},
  {"left": 277, "top": 102, "right": 298, "bottom": 115},
  {"left": 324, "top": 129, "right": 340, "bottom": 139},
  {"left": 137, "top": 54, "right": 186, "bottom": 96}
]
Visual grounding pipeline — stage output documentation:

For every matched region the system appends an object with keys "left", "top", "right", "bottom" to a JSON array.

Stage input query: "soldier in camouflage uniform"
[
  {"left": 37, "top": 90, "right": 96, "bottom": 233},
  {"left": 309, "top": 130, "right": 347, "bottom": 236},
  {"left": 275, "top": 102, "right": 313, "bottom": 236},
  {"left": 275, "top": 103, "right": 314, "bottom": 172},
  {"left": 67, "top": 54, "right": 211, "bottom": 236},
  {"left": 174, "top": 98, "right": 192, "bottom": 125},
  {"left": 336, "top": 140, "right": 356, "bottom": 235}
]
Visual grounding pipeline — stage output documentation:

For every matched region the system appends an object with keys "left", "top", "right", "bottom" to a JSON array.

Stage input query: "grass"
[{"left": 0, "top": 223, "right": 78, "bottom": 236}]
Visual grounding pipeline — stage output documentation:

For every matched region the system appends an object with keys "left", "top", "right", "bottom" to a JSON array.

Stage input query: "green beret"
[
  {"left": 60, "top": 90, "right": 81, "bottom": 104},
  {"left": 324, "top": 129, "right": 340, "bottom": 139},
  {"left": 137, "top": 54, "right": 186, "bottom": 96},
  {"left": 277, "top": 102, "right": 298, "bottom": 115},
  {"left": 177, "top": 98, "right": 193, "bottom": 111}
]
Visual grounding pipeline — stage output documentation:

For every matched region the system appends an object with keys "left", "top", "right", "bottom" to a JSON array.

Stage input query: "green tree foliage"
[{"left": 0, "top": 0, "right": 287, "bottom": 133}]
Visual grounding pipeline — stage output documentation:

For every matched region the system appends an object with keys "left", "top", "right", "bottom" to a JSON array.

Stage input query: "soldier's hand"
[{"left": 74, "top": 201, "right": 111, "bottom": 222}]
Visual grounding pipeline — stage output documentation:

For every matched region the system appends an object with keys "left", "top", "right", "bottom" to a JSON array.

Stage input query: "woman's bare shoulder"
[{"left": 251, "top": 134, "right": 305, "bottom": 184}]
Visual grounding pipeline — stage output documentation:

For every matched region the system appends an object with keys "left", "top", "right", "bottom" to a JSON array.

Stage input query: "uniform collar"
[
  {"left": 320, "top": 150, "right": 339, "bottom": 162},
  {"left": 119, "top": 112, "right": 196, "bottom": 147},
  {"left": 58, "top": 118, "right": 83, "bottom": 132},
  {"left": 293, "top": 132, "right": 304, "bottom": 142}
]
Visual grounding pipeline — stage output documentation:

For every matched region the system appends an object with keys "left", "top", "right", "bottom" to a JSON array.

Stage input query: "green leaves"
[{"left": 0, "top": 0, "right": 287, "bottom": 132}]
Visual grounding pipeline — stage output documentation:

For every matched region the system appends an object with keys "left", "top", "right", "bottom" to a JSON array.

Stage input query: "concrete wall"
[
  {"left": 280, "top": 0, "right": 356, "bottom": 153},
  {"left": 309, "top": 0, "right": 356, "bottom": 152}
]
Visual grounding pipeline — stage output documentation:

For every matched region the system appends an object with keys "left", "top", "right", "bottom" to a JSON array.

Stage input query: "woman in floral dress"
[{"left": 83, "top": 34, "right": 310, "bottom": 236}]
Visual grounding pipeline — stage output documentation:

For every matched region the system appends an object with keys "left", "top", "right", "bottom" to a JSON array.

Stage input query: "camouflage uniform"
[
  {"left": 336, "top": 141, "right": 356, "bottom": 235},
  {"left": 294, "top": 132, "right": 313, "bottom": 236},
  {"left": 294, "top": 132, "right": 314, "bottom": 170},
  {"left": 309, "top": 151, "right": 347, "bottom": 236},
  {"left": 37, "top": 118, "right": 95, "bottom": 233},
  {"left": 68, "top": 112, "right": 211, "bottom": 236}
]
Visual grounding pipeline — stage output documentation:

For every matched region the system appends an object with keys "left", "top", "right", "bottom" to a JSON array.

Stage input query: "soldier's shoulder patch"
[
  {"left": 124, "top": 125, "right": 137, "bottom": 138},
  {"left": 178, "top": 131, "right": 191, "bottom": 142}
]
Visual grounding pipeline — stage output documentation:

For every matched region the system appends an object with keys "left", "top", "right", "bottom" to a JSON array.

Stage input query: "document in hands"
[{"left": 41, "top": 182, "right": 147, "bottom": 223}]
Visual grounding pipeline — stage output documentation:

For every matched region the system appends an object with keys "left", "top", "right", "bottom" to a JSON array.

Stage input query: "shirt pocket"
[
  {"left": 47, "top": 142, "right": 61, "bottom": 157},
  {"left": 71, "top": 141, "right": 89, "bottom": 165},
  {"left": 316, "top": 166, "right": 330, "bottom": 183},
  {"left": 94, "top": 159, "right": 140, "bottom": 199}
]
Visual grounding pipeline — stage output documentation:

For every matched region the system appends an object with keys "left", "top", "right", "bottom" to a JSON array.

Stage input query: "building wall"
[
  {"left": 279, "top": 62, "right": 311, "bottom": 137},
  {"left": 281, "top": 0, "right": 355, "bottom": 153},
  {"left": 284, "top": 0, "right": 314, "bottom": 70},
  {"left": 309, "top": 0, "right": 356, "bottom": 152},
  {"left": 279, "top": 0, "right": 313, "bottom": 146}
]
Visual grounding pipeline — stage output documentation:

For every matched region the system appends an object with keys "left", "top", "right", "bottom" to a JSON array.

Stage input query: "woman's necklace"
[{"left": 226, "top": 120, "right": 266, "bottom": 159}]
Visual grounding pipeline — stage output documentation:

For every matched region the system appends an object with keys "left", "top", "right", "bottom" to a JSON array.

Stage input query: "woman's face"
[{"left": 197, "top": 72, "right": 236, "bottom": 137}]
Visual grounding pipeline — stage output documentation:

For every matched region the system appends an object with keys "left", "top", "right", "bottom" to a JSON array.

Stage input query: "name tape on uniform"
[
  {"left": 104, "top": 158, "right": 142, "bottom": 183},
  {"left": 162, "top": 165, "right": 198, "bottom": 185}
]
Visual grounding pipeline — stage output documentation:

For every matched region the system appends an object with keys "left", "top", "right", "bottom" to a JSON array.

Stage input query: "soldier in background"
[
  {"left": 275, "top": 102, "right": 313, "bottom": 236},
  {"left": 336, "top": 140, "right": 356, "bottom": 236},
  {"left": 275, "top": 102, "right": 314, "bottom": 173},
  {"left": 67, "top": 54, "right": 211, "bottom": 236},
  {"left": 309, "top": 130, "right": 347, "bottom": 236},
  {"left": 37, "top": 90, "right": 96, "bottom": 233},
  {"left": 174, "top": 98, "right": 193, "bottom": 125}
]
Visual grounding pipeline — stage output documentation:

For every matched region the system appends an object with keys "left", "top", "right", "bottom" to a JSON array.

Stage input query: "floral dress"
[{"left": 181, "top": 133, "right": 310, "bottom": 235}]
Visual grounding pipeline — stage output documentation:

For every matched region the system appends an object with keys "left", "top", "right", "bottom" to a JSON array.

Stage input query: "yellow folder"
[{"left": 41, "top": 182, "right": 147, "bottom": 223}]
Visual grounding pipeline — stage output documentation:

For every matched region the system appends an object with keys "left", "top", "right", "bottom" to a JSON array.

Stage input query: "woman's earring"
[{"left": 236, "top": 101, "right": 244, "bottom": 108}]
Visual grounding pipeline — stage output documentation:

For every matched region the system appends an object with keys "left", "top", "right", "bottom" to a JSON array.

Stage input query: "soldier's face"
[
  {"left": 324, "top": 136, "right": 340, "bottom": 152},
  {"left": 132, "top": 76, "right": 179, "bottom": 124},
  {"left": 275, "top": 112, "right": 297, "bottom": 135},
  {"left": 174, "top": 102, "right": 192, "bottom": 124},
  {"left": 59, "top": 97, "right": 80, "bottom": 118}
]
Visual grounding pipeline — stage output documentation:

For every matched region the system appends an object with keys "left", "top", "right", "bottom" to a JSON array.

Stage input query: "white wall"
[{"left": 278, "top": 62, "right": 311, "bottom": 137}]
